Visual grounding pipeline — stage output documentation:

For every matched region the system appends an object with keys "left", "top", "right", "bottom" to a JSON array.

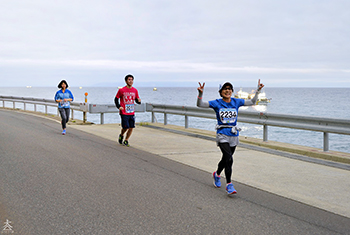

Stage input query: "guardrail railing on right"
[
  {"left": 146, "top": 103, "right": 350, "bottom": 152},
  {"left": 2, "top": 95, "right": 349, "bottom": 153}
]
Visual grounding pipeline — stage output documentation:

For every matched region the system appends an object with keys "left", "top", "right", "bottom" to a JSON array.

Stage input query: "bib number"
[
  {"left": 219, "top": 108, "right": 237, "bottom": 124},
  {"left": 125, "top": 104, "right": 135, "bottom": 113},
  {"left": 61, "top": 101, "right": 69, "bottom": 107}
]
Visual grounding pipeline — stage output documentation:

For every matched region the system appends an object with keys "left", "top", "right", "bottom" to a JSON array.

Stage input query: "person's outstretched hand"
[
  {"left": 257, "top": 79, "right": 264, "bottom": 91},
  {"left": 198, "top": 82, "right": 205, "bottom": 93}
]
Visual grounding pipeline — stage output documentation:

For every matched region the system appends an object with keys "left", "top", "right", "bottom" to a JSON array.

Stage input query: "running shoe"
[
  {"left": 226, "top": 183, "right": 237, "bottom": 194},
  {"left": 123, "top": 140, "right": 129, "bottom": 147},
  {"left": 213, "top": 171, "right": 221, "bottom": 188},
  {"left": 62, "top": 130, "right": 66, "bottom": 135},
  {"left": 118, "top": 134, "right": 124, "bottom": 144}
]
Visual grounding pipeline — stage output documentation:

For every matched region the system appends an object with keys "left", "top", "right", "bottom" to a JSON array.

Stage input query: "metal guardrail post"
[
  {"left": 324, "top": 132, "right": 329, "bottom": 152},
  {"left": 24, "top": 103, "right": 26, "bottom": 111},
  {"left": 164, "top": 113, "right": 167, "bottom": 125},
  {"left": 13, "top": 101, "right": 15, "bottom": 109},
  {"left": 45, "top": 105, "right": 48, "bottom": 114},
  {"left": 263, "top": 125, "right": 268, "bottom": 142},
  {"left": 82, "top": 92, "right": 88, "bottom": 123},
  {"left": 152, "top": 112, "right": 155, "bottom": 123},
  {"left": 101, "top": 113, "right": 104, "bottom": 125},
  {"left": 185, "top": 115, "right": 189, "bottom": 129},
  {"left": 71, "top": 109, "right": 74, "bottom": 120}
]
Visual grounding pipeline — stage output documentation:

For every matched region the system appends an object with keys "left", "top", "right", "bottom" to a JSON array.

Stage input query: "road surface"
[{"left": 0, "top": 109, "right": 349, "bottom": 234}]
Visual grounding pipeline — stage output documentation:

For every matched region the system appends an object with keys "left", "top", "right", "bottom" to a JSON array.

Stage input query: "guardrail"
[
  {"left": 89, "top": 103, "right": 146, "bottom": 124},
  {"left": 0, "top": 95, "right": 89, "bottom": 121},
  {"left": 2, "top": 96, "right": 349, "bottom": 152},
  {"left": 146, "top": 103, "right": 350, "bottom": 152}
]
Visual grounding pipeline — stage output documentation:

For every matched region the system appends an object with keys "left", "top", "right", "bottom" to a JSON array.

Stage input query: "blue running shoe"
[
  {"left": 62, "top": 129, "right": 66, "bottom": 135},
  {"left": 226, "top": 183, "right": 237, "bottom": 194},
  {"left": 213, "top": 172, "right": 221, "bottom": 188}
]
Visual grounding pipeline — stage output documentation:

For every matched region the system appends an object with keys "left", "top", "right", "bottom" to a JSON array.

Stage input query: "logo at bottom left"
[{"left": 2, "top": 219, "right": 14, "bottom": 234}]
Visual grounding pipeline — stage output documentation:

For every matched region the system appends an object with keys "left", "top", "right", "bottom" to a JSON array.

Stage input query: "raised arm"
[
  {"left": 197, "top": 82, "right": 210, "bottom": 108},
  {"left": 244, "top": 79, "right": 265, "bottom": 106}
]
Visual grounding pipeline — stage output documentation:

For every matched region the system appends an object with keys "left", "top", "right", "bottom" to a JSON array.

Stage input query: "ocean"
[{"left": 1, "top": 86, "right": 350, "bottom": 153}]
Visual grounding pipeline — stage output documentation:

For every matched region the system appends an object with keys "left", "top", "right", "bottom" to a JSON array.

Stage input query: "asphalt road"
[{"left": 0, "top": 109, "right": 349, "bottom": 235}]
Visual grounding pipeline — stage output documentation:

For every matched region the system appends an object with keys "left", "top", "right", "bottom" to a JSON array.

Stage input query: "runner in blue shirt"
[
  {"left": 54, "top": 80, "right": 74, "bottom": 135},
  {"left": 197, "top": 80, "right": 264, "bottom": 194}
]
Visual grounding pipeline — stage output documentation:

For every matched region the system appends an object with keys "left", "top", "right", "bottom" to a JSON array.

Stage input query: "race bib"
[
  {"left": 125, "top": 104, "right": 135, "bottom": 113},
  {"left": 219, "top": 108, "right": 237, "bottom": 124},
  {"left": 61, "top": 101, "right": 69, "bottom": 107}
]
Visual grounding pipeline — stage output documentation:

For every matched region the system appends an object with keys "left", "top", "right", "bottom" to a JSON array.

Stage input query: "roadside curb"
[{"left": 139, "top": 122, "right": 350, "bottom": 166}]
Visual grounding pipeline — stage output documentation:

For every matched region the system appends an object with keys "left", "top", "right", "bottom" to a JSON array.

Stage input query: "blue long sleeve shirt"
[{"left": 54, "top": 89, "right": 74, "bottom": 108}]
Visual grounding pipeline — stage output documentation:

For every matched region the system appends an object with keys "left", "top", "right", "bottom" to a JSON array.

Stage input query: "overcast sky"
[{"left": 1, "top": 0, "right": 349, "bottom": 87}]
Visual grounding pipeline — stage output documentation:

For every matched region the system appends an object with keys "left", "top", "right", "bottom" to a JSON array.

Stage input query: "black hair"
[
  {"left": 124, "top": 74, "right": 134, "bottom": 82},
  {"left": 58, "top": 80, "right": 69, "bottom": 89}
]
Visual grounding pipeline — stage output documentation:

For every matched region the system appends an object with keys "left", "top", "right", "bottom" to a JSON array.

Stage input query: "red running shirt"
[{"left": 116, "top": 86, "right": 140, "bottom": 115}]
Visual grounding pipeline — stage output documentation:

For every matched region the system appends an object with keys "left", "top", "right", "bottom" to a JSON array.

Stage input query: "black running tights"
[
  {"left": 217, "top": 143, "right": 236, "bottom": 184},
  {"left": 59, "top": 108, "right": 70, "bottom": 129}
]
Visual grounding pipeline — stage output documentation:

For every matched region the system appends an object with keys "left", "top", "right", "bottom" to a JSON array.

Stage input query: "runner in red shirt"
[{"left": 114, "top": 74, "right": 141, "bottom": 146}]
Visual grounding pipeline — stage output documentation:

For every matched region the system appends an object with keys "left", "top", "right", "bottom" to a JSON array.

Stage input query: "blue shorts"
[{"left": 120, "top": 114, "right": 135, "bottom": 129}]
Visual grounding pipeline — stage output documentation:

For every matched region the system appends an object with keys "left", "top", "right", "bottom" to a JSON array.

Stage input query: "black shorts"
[{"left": 120, "top": 114, "right": 135, "bottom": 129}]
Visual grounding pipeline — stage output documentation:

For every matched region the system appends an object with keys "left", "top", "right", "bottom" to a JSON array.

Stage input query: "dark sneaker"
[
  {"left": 213, "top": 171, "right": 221, "bottom": 188},
  {"left": 118, "top": 134, "right": 123, "bottom": 144},
  {"left": 123, "top": 140, "right": 129, "bottom": 147},
  {"left": 226, "top": 183, "right": 237, "bottom": 194}
]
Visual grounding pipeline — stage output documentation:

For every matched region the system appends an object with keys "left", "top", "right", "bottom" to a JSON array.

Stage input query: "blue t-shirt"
[
  {"left": 54, "top": 89, "right": 74, "bottom": 108},
  {"left": 209, "top": 98, "right": 245, "bottom": 136}
]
